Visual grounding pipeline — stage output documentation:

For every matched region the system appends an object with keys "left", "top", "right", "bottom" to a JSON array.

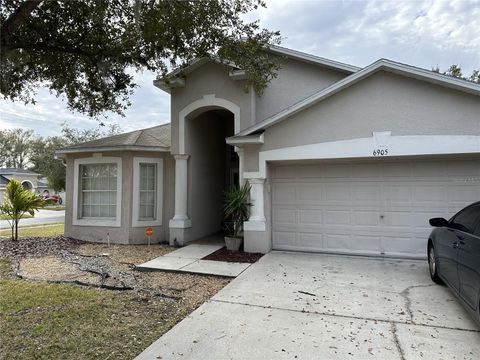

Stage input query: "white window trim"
[
  {"left": 132, "top": 157, "right": 163, "bottom": 227},
  {"left": 73, "top": 156, "right": 122, "bottom": 227}
]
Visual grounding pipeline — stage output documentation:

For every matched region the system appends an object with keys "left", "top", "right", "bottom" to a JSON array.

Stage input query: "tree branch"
[{"left": 1, "top": 0, "right": 44, "bottom": 55}]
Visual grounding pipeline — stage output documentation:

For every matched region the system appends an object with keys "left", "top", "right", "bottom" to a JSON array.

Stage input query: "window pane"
[
  {"left": 452, "top": 205, "right": 480, "bottom": 233},
  {"left": 138, "top": 163, "right": 157, "bottom": 221},
  {"left": 80, "top": 163, "right": 117, "bottom": 219}
]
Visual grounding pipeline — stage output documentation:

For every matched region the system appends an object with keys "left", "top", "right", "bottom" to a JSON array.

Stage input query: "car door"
[
  {"left": 457, "top": 205, "right": 480, "bottom": 310},
  {"left": 444, "top": 205, "right": 480, "bottom": 297},
  {"left": 436, "top": 225, "right": 461, "bottom": 291}
]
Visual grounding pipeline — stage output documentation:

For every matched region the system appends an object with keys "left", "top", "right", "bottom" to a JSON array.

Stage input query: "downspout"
[{"left": 250, "top": 85, "right": 256, "bottom": 127}]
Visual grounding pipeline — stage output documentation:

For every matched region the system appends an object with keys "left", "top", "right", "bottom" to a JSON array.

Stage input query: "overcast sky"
[{"left": 1, "top": 0, "right": 479, "bottom": 137}]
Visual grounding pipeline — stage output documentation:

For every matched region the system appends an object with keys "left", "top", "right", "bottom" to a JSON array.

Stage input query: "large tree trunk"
[{"left": 0, "top": 0, "right": 43, "bottom": 55}]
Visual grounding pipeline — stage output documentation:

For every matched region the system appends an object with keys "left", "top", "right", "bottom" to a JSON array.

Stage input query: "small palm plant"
[
  {"left": 0, "top": 179, "right": 52, "bottom": 241},
  {"left": 223, "top": 183, "right": 251, "bottom": 250}
]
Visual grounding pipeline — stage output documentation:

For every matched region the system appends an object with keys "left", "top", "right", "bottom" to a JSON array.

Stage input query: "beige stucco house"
[
  {"left": 0, "top": 168, "right": 58, "bottom": 203},
  {"left": 57, "top": 45, "right": 480, "bottom": 258}
]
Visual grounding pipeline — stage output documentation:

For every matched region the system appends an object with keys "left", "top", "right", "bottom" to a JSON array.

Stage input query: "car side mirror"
[{"left": 429, "top": 217, "right": 449, "bottom": 227}]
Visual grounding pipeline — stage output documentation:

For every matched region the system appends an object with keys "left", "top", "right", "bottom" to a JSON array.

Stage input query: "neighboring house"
[
  {"left": 57, "top": 45, "right": 480, "bottom": 258},
  {"left": 0, "top": 168, "right": 64, "bottom": 204}
]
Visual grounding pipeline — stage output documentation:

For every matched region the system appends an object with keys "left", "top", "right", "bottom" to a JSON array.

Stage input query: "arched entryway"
[
  {"left": 184, "top": 108, "right": 238, "bottom": 240},
  {"left": 169, "top": 95, "right": 243, "bottom": 245}
]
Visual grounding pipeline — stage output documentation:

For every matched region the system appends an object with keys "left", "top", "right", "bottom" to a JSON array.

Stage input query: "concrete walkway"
[
  {"left": 135, "top": 251, "right": 480, "bottom": 360},
  {"left": 137, "top": 242, "right": 253, "bottom": 277},
  {"left": 0, "top": 209, "right": 65, "bottom": 229}
]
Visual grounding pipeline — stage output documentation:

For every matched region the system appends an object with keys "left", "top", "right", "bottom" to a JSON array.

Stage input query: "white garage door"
[{"left": 271, "top": 158, "right": 480, "bottom": 258}]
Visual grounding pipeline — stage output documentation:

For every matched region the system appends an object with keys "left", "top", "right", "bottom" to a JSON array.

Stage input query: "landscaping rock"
[{"left": 0, "top": 236, "right": 84, "bottom": 260}]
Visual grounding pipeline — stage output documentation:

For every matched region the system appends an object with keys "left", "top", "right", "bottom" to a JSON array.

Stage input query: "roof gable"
[
  {"left": 154, "top": 45, "right": 360, "bottom": 93},
  {"left": 237, "top": 59, "right": 480, "bottom": 136}
]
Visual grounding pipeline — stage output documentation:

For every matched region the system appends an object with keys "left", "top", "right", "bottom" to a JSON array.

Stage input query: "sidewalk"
[
  {"left": 0, "top": 209, "right": 65, "bottom": 229},
  {"left": 136, "top": 237, "right": 253, "bottom": 277}
]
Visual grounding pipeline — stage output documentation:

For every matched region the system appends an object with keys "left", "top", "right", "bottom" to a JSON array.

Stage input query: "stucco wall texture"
[{"left": 64, "top": 151, "right": 174, "bottom": 244}]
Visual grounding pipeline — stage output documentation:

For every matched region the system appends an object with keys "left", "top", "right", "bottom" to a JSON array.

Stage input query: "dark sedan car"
[{"left": 428, "top": 201, "right": 480, "bottom": 326}]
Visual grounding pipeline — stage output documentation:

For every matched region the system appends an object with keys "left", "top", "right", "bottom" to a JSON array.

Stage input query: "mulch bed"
[
  {"left": 0, "top": 236, "right": 85, "bottom": 260},
  {"left": 203, "top": 247, "right": 263, "bottom": 263}
]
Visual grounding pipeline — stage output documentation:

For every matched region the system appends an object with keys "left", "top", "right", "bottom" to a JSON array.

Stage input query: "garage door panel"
[
  {"left": 324, "top": 210, "right": 350, "bottom": 225},
  {"left": 325, "top": 184, "right": 350, "bottom": 200},
  {"left": 324, "top": 233, "right": 351, "bottom": 251},
  {"left": 298, "top": 209, "right": 323, "bottom": 224},
  {"left": 322, "top": 164, "right": 351, "bottom": 178},
  {"left": 383, "top": 185, "right": 412, "bottom": 201},
  {"left": 273, "top": 231, "right": 296, "bottom": 247},
  {"left": 351, "top": 163, "right": 382, "bottom": 178},
  {"left": 382, "top": 163, "right": 412, "bottom": 177},
  {"left": 352, "top": 235, "right": 382, "bottom": 252},
  {"left": 383, "top": 212, "right": 413, "bottom": 227},
  {"left": 297, "top": 184, "right": 323, "bottom": 203},
  {"left": 272, "top": 208, "right": 296, "bottom": 224},
  {"left": 354, "top": 211, "right": 380, "bottom": 226},
  {"left": 383, "top": 236, "right": 425, "bottom": 256},
  {"left": 447, "top": 185, "right": 480, "bottom": 201},
  {"left": 446, "top": 160, "right": 480, "bottom": 176},
  {"left": 353, "top": 185, "right": 380, "bottom": 201},
  {"left": 412, "top": 161, "right": 446, "bottom": 177},
  {"left": 272, "top": 183, "right": 296, "bottom": 204},
  {"left": 413, "top": 185, "right": 446, "bottom": 201},
  {"left": 298, "top": 232, "right": 323, "bottom": 248},
  {"left": 271, "top": 159, "right": 480, "bottom": 258}
]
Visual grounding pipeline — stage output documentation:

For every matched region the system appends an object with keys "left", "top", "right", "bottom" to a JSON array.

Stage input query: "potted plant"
[{"left": 223, "top": 183, "right": 251, "bottom": 251}]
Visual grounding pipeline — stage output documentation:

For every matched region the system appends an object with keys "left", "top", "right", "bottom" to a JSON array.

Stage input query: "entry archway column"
[
  {"left": 169, "top": 154, "right": 192, "bottom": 229},
  {"left": 243, "top": 177, "right": 270, "bottom": 253},
  {"left": 247, "top": 178, "right": 266, "bottom": 223},
  {"left": 235, "top": 147, "right": 245, "bottom": 187}
]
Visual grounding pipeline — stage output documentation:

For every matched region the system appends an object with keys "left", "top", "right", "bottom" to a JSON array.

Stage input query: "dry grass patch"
[
  {"left": 0, "top": 272, "right": 182, "bottom": 360},
  {"left": 0, "top": 239, "right": 231, "bottom": 359},
  {"left": 76, "top": 243, "right": 174, "bottom": 265}
]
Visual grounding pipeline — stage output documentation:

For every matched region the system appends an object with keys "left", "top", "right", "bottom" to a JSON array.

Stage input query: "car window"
[
  {"left": 450, "top": 205, "right": 480, "bottom": 234},
  {"left": 474, "top": 222, "right": 480, "bottom": 237}
]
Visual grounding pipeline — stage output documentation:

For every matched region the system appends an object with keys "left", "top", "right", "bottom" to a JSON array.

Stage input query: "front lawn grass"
[
  {"left": 0, "top": 223, "right": 64, "bottom": 239},
  {"left": 0, "top": 259, "right": 183, "bottom": 360}
]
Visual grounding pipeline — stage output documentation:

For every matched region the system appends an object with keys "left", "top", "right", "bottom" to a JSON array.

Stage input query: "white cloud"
[{"left": 1, "top": 0, "right": 479, "bottom": 136}]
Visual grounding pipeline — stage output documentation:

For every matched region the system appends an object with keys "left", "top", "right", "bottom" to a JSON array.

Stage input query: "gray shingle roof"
[
  {"left": 58, "top": 123, "right": 171, "bottom": 153},
  {"left": 0, "top": 175, "right": 10, "bottom": 185}
]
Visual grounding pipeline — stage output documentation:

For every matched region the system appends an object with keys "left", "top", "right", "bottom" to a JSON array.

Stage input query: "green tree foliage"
[
  {"left": 0, "top": 178, "right": 52, "bottom": 240},
  {"left": 0, "top": 128, "right": 34, "bottom": 168},
  {"left": 432, "top": 64, "right": 479, "bottom": 83},
  {"left": 30, "top": 136, "right": 66, "bottom": 192},
  {"left": 0, "top": 0, "right": 280, "bottom": 117},
  {"left": 60, "top": 121, "right": 121, "bottom": 144},
  {"left": 0, "top": 123, "right": 121, "bottom": 191}
]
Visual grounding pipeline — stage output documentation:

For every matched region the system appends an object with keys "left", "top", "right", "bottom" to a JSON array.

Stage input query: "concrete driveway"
[{"left": 136, "top": 252, "right": 480, "bottom": 360}]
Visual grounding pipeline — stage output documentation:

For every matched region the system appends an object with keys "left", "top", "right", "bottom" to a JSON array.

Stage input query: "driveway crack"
[
  {"left": 399, "top": 284, "right": 435, "bottom": 324},
  {"left": 391, "top": 322, "right": 406, "bottom": 360},
  {"left": 212, "top": 298, "right": 480, "bottom": 332}
]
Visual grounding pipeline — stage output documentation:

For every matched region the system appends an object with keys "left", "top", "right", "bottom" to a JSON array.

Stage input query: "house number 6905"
[{"left": 373, "top": 149, "right": 388, "bottom": 156}]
